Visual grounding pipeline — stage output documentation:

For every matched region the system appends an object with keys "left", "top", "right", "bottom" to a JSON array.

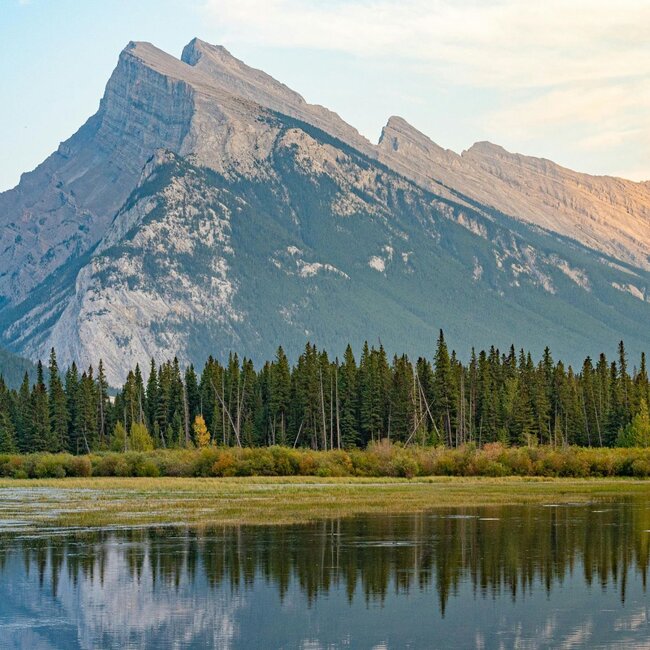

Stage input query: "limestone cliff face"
[
  {"left": 378, "top": 117, "right": 650, "bottom": 270},
  {"left": 0, "top": 42, "right": 195, "bottom": 305},
  {"left": 180, "top": 38, "right": 374, "bottom": 158}
]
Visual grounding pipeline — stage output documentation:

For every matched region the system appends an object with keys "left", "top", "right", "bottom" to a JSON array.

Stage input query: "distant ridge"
[{"left": 0, "top": 347, "right": 35, "bottom": 390}]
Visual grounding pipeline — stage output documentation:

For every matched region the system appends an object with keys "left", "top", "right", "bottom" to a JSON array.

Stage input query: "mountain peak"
[
  {"left": 119, "top": 39, "right": 197, "bottom": 82},
  {"left": 181, "top": 38, "right": 234, "bottom": 67},
  {"left": 378, "top": 115, "right": 455, "bottom": 163},
  {"left": 466, "top": 141, "right": 508, "bottom": 156},
  {"left": 179, "top": 37, "right": 308, "bottom": 109}
]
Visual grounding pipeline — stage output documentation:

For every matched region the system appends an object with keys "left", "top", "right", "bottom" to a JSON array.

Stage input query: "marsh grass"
[
  {"left": 2, "top": 443, "right": 650, "bottom": 529},
  {"left": 1, "top": 475, "right": 649, "bottom": 529}
]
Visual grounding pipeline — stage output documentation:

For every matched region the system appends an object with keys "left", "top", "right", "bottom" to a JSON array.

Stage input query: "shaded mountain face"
[{"left": 1, "top": 39, "right": 650, "bottom": 384}]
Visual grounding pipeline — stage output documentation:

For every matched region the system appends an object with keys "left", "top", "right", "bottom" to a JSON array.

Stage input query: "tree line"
[{"left": 1, "top": 332, "right": 649, "bottom": 454}]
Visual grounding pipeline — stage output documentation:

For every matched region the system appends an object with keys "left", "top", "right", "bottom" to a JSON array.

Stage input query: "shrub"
[
  {"left": 269, "top": 446, "right": 301, "bottom": 475},
  {"left": 210, "top": 449, "right": 237, "bottom": 477},
  {"left": 193, "top": 448, "right": 221, "bottom": 476},
  {"left": 33, "top": 455, "right": 66, "bottom": 479},
  {"left": 65, "top": 455, "right": 92, "bottom": 477},
  {"left": 92, "top": 453, "right": 120, "bottom": 476},
  {"left": 136, "top": 459, "right": 160, "bottom": 478},
  {"left": 631, "top": 457, "right": 650, "bottom": 478},
  {"left": 4, "top": 444, "right": 650, "bottom": 479}
]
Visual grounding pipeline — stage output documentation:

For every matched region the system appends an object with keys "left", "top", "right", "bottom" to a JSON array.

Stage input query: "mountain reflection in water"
[{"left": 0, "top": 502, "right": 649, "bottom": 648}]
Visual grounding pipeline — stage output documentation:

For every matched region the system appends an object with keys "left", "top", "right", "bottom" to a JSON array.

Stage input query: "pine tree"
[
  {"left": 433, "top": 331, "right": 454, "bottom": 446},
  {"left": 30, "top": 361, "right": 54, "bottom": 452},
  {"left": 48, "top": 349, "right": 69, "bottom": 452},
  {"left": 0, "top": 409, "right": 17, "bottom": 453}
]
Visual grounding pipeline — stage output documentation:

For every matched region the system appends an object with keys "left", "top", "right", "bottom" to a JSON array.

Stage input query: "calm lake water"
[{"left": 1, "top": 501, "right": 650, "bottom": 649}]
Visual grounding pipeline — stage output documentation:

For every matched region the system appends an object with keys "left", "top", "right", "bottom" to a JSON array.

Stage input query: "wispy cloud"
[
  {"left": 200, "top": 0, "right": 650, "bottom": 178},
  {"left": 201, "top": 0, "right": 650, "bottom": 87}
]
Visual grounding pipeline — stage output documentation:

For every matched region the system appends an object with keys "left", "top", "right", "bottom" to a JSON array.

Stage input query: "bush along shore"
[{"left": 5, "top": 442, "right": 650, "bottom": 479}]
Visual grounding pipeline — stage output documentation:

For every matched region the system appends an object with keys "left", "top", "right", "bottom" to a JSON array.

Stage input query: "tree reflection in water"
[{"left": 1, "top": 501, "right": 649, "bottom": 648}]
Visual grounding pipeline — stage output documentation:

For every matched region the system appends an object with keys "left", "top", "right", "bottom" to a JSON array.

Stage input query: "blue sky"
[{"left": 2, "top": 0, "right": 649, "bottom": 191}]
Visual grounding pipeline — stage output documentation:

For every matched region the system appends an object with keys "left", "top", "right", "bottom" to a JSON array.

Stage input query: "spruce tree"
[
  {"left": 339, "top": 345, "right": 359, "bottom": 447},
  {"left": 269, "top": 347, "right": 291, "bottom": 446},
  {"left": 433, "top": 330, "right": 454, "bottom": 446},
  {"left": 146, "top": 359, "right": 159, "bottom": 432},
  {"left": 0, "top": 409, "right": 17, "bottom": 453},
  {"left": 96, "top": 360, "right": 110, "bottom": 449},
  {"left": 65, "top": 363, "right": 81, "bottom": 453},
  {"left": 16, "top": 372, "right": 32, "bottom": 453},
  {"left": 48, "top": 349, "right": 69, "bottom": 452},
  {"left": 185, "top": 365, "right": 200, "bottom": 425},
  {"left": 30, "top": 361, "right": 54, "bottom": 452}
]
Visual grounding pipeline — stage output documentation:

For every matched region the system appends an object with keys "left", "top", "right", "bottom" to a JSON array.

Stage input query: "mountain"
[
  {"left": 0, "top": 347, "right": 35, "bottom": 390},
  {"left": 1, "top": 38, "right": 650, "bottom": 384},
  {"left": 378, "top": 117, "right": 650, "bottom": 270}
]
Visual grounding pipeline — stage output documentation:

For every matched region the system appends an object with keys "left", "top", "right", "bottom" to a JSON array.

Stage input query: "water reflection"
[{"left": 1, "top": 502, "right": 650, "bottom": 648}]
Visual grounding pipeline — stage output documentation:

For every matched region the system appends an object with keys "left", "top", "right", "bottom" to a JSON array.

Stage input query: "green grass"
[{"left": 2, "top": 475, "right": 649, "bottom": 529}]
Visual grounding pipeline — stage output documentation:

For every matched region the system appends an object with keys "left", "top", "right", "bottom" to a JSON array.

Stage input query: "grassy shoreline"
[{"left": 1, "top": 475, "right": 649, "bottom": 529}]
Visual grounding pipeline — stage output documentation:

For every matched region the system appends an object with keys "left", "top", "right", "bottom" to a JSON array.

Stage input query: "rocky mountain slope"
[
  {"left": 378, "top": 116, "right": 650, "bottom": 270},
  {"left": 1, "top": 38, "right": 650, "bottom": 384}
]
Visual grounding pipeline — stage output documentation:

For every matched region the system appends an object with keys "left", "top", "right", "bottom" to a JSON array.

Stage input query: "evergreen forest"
[{"left": 1, "top": 332, "right": 650, "bottom": 455}]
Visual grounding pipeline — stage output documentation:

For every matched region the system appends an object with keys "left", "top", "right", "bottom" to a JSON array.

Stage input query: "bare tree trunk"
[
  {"left": 330, "top": 372, "right": 334, "bottom": 451},
  {"left": 222, "top": 374, "right": 226, "bottom": 446},
  {"left": 319, "top": 368, "right": 327, "bottom": 451},
  {"left": 183, "top": 383, "right": 190, "bottom": 447},
  {"left": 293, "top": 420, "right": 304, "bottom": 448},
  {"left": 98, "top": 390, "right": 105, "bottom": 448},
  {"left": 335, "top": 364, "right": 341, "bottom": 450},
  {"left": 211, "top": 379, "right": 242, "bottom": 447}
]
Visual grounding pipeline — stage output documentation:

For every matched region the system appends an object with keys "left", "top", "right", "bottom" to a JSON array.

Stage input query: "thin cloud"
[
  {"left": 200, "top": 0, "right": 650, "bottom": 179},
  {"left": 201, "top": 0, "right": 650, "bottom": 88}
]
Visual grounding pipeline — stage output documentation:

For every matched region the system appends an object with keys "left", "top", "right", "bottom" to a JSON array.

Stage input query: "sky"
[{"left": 2, "top": 0, "right": 650, "bottom": 191}]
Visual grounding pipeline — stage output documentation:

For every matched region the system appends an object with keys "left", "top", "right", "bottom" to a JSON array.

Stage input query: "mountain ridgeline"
[{"left": 1, "top": 39, "right": 650, "bottom": 385}]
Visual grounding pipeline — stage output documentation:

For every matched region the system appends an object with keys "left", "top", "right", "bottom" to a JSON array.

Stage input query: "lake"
[{"left": 1, "top": 500, "right": 649, "bottom": 648}]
